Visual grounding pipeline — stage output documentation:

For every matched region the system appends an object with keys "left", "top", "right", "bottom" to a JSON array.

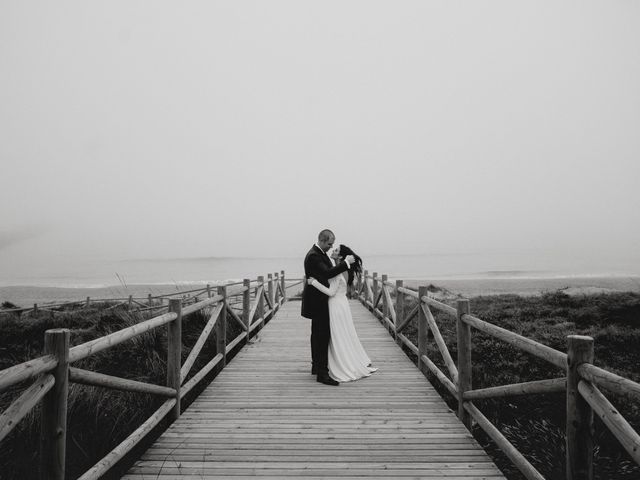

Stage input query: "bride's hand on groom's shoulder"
[
  {"left": 307, "top": 277, "right": 316, "bottom": 285},
  {"left": 345, "top": 255, "right": 355, "bottom": 265}
]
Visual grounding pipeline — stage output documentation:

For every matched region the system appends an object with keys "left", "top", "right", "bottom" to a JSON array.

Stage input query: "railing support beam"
[
  {"left": 372, "top": 272, "right": 378, "bottom": 312},
  {"left": 395, "top": 280, "right": 404, "bottom": 344},
  {"left": 242, "top": 279, "right": 251, "bottom": 330},
  {"left": 167, "top": 299, "right": 182, "bottom": 421},
  {"left": 40, "top": 329, "right": 70, "bottom": 480},
  {"left": 257, "top": 276, "right": 265, "bottom": 329},
  {"left": 566, "top": 335, "right": 594, "bottom": 480},
  {"left": 217, "top": 286, "right": 227, "bottom": 367},
  {"left": 417, "top": 286, "right": 429, "bottom": 377},
  {"left": 268, "top": 274, "right": 274, "bottom": 307},
  {"left": 457, "top": 299, "right": 472, "bottom": 429},
  {"left": 381, "top": 274, "right": 389, "bottom": 323}
]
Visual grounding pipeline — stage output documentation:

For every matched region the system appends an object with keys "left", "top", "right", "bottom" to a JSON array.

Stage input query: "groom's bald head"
[{"left": 317, "top": 229, "right": 335, "bottom": 252}]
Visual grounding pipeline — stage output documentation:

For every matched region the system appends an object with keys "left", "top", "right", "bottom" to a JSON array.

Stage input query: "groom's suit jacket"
[{"left": 301, "top": 245, "right": 349, "bottom": 320}]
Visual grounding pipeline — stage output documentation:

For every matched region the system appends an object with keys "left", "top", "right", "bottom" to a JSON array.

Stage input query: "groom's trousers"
[{"left": 311, "top": 312, "right": 331, "bottom": 376}]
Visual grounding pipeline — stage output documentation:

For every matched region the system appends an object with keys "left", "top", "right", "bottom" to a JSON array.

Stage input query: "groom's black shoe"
[{"left": 317, "top": 375, "right": 339, "bottom": 386}]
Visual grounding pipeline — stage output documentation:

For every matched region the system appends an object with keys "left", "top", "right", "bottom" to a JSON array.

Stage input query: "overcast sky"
[{"left": 1, "top": 1, "right": 639, "bottom": 271}]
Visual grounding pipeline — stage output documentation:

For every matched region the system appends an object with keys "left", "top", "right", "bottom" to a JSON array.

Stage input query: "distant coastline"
[
  {"left": 2, "top": 273, "right": 639, "bottom": 308},
  {"left": 2, "top": 252, "right": 639, "bottom": 306}
]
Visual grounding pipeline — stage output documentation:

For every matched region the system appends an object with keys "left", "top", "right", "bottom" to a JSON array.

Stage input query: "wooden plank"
[{"left": 124, "top": 301, "right": 506, "bottom": 479}]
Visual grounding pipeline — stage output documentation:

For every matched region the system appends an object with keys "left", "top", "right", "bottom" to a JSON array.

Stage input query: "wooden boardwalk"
[{"left": 123, "top": 300, "right": 506, "bottom": 479}]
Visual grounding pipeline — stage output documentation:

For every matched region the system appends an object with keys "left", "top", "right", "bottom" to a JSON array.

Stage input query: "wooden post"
[
  {"left": 167, "top": 299, "right": 182, "bottom": 421},
  {"left": 274, "top": 272, "right": 280, "bottom": 305},
  {"left": 372, "top": 272, "right": 378, "bottom": 312},
  {"left": 216, "top": 286, "right": 227, "bottom": 366},
  {"left": 566, "top": 335, "right": 594, "bottom": 480},
  {"left": 33, "top": 303, "right": 38, "bottom": 315},
  {"left": 268, "top": 274, "right": 274, "bottom": 308},
  {"left": 381, "top": 275, "right": 389, "bottom": 320},
  {"left": 417, "top": 286, "right": 429, "bottom": 376},
  {"left": 242, "top": 279, "right": 251, "bottom": 330},
  {"left": 456, "top": 299, "right": 472, "bottom": 429},
  {"left": 147, "top": 294, "right": 153, "bottom": 307},
  {"left": 206, "top": 284, "right": 211, "bottom": 298},
  {"left": 257, "top": 276, "right": 265, "bottom": 327},
  {"left": 85, "top": 296, "right": 90, "bottom": 308},
  {"left": 40, "top": 329, "right": 70, "bottom": 480},
  {"left": 280, "top": 270, "right": 286, "bottom": 302},
  {"left": 128, "top": 295, "right": 133, "bottom": 310},
  {"left": 395, "top": 280, "right": 404, "bottom": 343},
  {"left": 363, "top": 270, "right": 369, "bottom": 303}
]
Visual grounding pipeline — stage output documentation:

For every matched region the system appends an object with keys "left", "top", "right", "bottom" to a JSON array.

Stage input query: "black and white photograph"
[{"left": 1, "top": 2, "right": 639, "bottom": 479}]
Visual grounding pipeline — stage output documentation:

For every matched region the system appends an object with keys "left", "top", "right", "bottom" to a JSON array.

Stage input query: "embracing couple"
[{"left": 301, "top": 229, "right": 377, "bottom": 386}]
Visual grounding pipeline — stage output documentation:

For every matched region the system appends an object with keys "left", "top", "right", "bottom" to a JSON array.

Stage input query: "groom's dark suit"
[{"left": 301, "top": 245, "right": 349, "bottom": 378}]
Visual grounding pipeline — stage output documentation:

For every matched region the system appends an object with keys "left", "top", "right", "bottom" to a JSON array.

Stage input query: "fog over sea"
[{"left": 1, "top": 251, "right": 639, "bottom": 307}]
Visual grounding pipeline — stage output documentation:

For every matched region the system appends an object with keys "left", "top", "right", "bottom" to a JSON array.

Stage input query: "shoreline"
[{"left": 2, "top": 274, "right": 639, "bottom": 308}]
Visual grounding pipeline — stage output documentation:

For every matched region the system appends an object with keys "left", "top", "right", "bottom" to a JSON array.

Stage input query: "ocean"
[{"left": 1, "top": 252, "right": 639, "bottom": 307}]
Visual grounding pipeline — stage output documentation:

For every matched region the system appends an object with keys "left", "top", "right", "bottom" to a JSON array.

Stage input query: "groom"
[{"left": 301, "top": 229, "right": 355, "bottom": 386}]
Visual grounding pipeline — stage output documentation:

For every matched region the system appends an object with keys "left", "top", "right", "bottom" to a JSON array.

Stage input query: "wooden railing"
[
  {"left": 0, "top": 270, "right": 305, "bottom": 480},
  {"left": 356, "top": 270, "right": 640, "bottom": 480}
]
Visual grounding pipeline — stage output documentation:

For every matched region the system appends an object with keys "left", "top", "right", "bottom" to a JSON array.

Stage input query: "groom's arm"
[{"left": 308, "top": 254, "right": 348, "bottom": 283}]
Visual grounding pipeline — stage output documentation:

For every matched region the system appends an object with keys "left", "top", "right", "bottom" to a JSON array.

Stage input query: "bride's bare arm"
[{"left": 308, "top": 277, "right": 339, "bottom": 297}]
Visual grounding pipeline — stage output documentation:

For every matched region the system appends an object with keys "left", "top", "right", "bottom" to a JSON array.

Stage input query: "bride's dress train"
[{"left": 313, "top": 274, "right": 377, "bottom": 382}]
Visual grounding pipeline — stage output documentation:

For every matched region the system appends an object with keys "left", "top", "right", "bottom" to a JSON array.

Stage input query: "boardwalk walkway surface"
[{"left": 123, "top": 300, "right": 506, "bottom": 479}]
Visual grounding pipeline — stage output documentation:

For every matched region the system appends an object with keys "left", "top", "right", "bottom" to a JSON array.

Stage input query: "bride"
[{"left": 308, "top": 244, "right": 378, "bottom": 382}]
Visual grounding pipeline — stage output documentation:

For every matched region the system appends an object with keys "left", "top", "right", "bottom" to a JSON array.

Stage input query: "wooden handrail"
[
  {"left": 0, "top": 355, "right": 58, "bottom": 392},
  {"left": 0, "top": 374, "right": 54, "bottom": 442},
  {"left": 0, "top": 271, "right": 289, "bottom": 480},
  {"left": 180, "top": 294, "right": 223, "bottom": 316},
  {"left": 397, "top": 286, "right": 419, "bottom": 298},
  {"left": 463, "top": 377, "right": 566, "bottom": 401},
  {"left": 69, "top": 368, "right": 176, "bottom": 398},
  {"left": 578, "top": 362, "right": 640, "bottom": 400},
  {"left": 358, "top": 271, "right": 640, "bottom": 480},
  {"left": 462, "top": 312, "right": 567, "bottom": 369},
  {"left": 68, "top": 312, "right": 178, "bottom": 363},
  {"left": 423, "top": 295, "right": 458, "bottom": 317},
  {"left": 578, "top": 380, "right": 640, "bottom": 465}
]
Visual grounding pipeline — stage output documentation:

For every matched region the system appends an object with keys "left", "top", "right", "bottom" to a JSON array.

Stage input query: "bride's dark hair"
[{"left": 339, "top": 244, "right": 362, "bottom": 286}]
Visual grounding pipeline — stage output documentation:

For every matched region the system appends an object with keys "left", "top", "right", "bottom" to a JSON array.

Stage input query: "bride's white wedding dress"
[{"left": 311, "top": 273, "right": 378, "bottom": 382}]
